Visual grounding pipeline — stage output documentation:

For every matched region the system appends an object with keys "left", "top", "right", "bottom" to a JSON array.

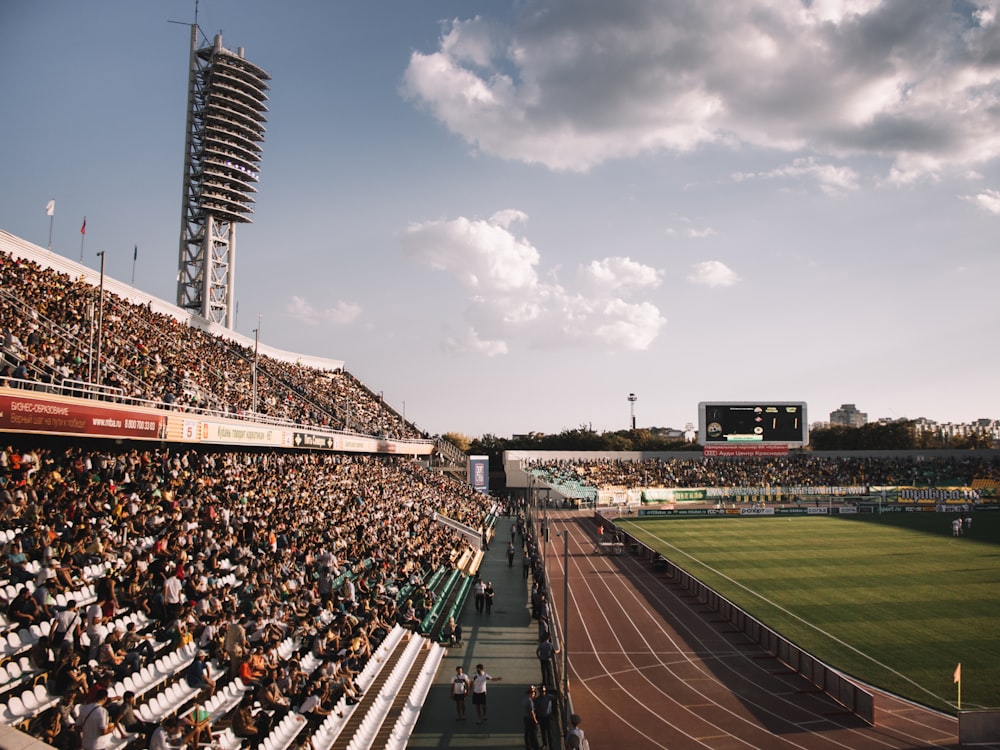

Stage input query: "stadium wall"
[{"left": 0, "top": 386, "right": 433, "bottom": 456}]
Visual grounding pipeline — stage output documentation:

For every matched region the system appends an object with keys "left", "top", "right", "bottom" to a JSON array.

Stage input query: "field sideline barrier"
[
  {"left": 959, "top": 710, "right": 1000, "bottom": 744},
  {"left": 603, "top": 514, "right": 876, "bottom": 725}
]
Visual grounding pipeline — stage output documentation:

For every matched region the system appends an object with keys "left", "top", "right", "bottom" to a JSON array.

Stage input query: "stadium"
[
  {"left": 3, "top": 9, "right": 1000, "bottom": 750},
  {"left": 4, "top": 226, "right": 1000, "bottom": 748}
]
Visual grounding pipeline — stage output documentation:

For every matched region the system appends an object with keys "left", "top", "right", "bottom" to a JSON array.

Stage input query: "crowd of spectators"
[
  {"left": 528, "top": 454, "right": 1000, "bottom": 491},
  {"left": 0, "top": 441, "right": 493, "bottom": 748},
  {"left": 0, "top": 251, "right": 421, "bottom": 440}
]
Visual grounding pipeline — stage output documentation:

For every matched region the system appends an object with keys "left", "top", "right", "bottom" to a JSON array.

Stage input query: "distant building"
[
  {"left": 830, "top": 404, "right": 867, "bottom": 428},
  {"left": 913, "top": 417, "right": 1000, "bottom": 444}
]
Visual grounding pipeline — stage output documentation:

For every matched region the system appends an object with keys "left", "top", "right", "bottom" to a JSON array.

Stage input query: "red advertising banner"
[
  {"left": 703, "top": 443, "right": 789, "bottom": 457},
  {"left": 0, "top": 393, "right": 166, "bottom": 440}
]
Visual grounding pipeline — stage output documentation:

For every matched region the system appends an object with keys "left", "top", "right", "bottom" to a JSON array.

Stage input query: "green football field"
[{"left": 617, "top": 511, "right": 1000, "bottom": 714}]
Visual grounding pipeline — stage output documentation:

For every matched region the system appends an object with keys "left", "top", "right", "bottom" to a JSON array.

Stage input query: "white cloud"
[
  {"left": 666, "top": 220, "right": 717, "bottom": 238},
  {"left": 591, "top": 299, "right": 665, "bottom": 350},
  {"left": 961, "top": 188, "right": 1000, "bottom": 214},
  {"left": 444, "top": 328, "right": 509, "bottom": 357},
  {"left": 732, "top": 157, "right": 860, "bottom": 195},
  {"left": 402, "top": 214, "right": 540, "bottom": 292},
  {"left": 687, "top": 260, "right": 740, "bottom": 288},
  {"left": 286, "top": 296, "right": 362, "bottom": 325},
  {"left": 401, "top": 1, "right": 1000, "bottom": 180},
  {"left": 402, "top": 212, "right": 667, "bottom": 354},
  {"left": 579, "top": 256, "right": 662, "bottom": 291}
]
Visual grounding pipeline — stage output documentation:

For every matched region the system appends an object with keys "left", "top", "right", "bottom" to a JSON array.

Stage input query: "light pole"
[
  {"left": 251, "top": 322, "right": 259, "bottom": 414},
  {"left": 628, "top": 392, "right": 638, "bottom": 430},
  {"left": 87, "top": 298, "right": 95, "bottom": 385},
  {"left": 559, "top": 528, "right": 569, "bottom": 702},
  {"left": 95, "top": 252, "right": 106, "bottom": 389}
]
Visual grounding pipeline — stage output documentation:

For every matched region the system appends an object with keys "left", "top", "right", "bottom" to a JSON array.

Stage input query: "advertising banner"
[
  {"left": 0, "top": 393, "right": 165, "bottom": 440},
  {"left": 199, "top": 422, "right": 287, "bottom": 448},
  {"left": 703, "top": 443, "right": 790, "bottom": 457},
  {"left": 897, "top": 486, "right": 980, "bottom": 503},
  {"left": 643, "top": 488, "right": 707, "bottom": 502},
  {"left": 469, "top": 455, "right": 489, "bottom": 493}
]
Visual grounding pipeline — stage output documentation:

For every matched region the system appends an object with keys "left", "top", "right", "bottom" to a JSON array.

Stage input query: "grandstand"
[
  {"left": 505, "top": 449, "right": 1000, "bottom": 509},
  {"left": 0, "top": 227, "right": 496, "bottom": 749},
  {"left": 4, "top": 223, "right": 999, "bottom": 748},
  {"left": 0, "top": 229, "right": 454, "bottom": 449}
]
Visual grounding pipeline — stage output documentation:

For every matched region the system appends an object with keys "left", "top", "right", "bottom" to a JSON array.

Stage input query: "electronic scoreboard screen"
[{"left": 698, "top": 402, "right": 808, "bottom": 447}]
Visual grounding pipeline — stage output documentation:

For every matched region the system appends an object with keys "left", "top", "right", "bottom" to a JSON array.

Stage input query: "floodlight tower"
[{"left": 177, "top": 26, "right": 269, "bottom": 328}]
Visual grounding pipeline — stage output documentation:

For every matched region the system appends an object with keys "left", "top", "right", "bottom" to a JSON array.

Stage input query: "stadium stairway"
[{"left": 407, "top": 515, "right": 557, "bottom": 750}]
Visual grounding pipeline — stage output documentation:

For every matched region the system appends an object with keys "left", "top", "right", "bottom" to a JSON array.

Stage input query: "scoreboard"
[{"left": 698, "top": 402, "right": 808, "bottom": 447}]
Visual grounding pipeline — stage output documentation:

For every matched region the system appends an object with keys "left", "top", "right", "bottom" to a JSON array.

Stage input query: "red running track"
[{"left": 541, "top": 513, "right": 981, "bottom": 750}]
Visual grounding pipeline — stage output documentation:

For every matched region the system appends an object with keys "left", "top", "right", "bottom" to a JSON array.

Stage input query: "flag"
[
  {"left": 954, "top": 663, "right": 961, "bottom": 683},
  {"left": 45, "top": 199, "right": 55, "bottom": 217},
  {"left": 133, "top": 244, "right": 138, "bottom": 261},
  {"left": 80, "top": 218, "right": 87, "bottom": 235}
]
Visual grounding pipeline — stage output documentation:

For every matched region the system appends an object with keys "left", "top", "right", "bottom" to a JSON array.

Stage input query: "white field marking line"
[
  {"left": 614, "top": 553, "right": 956, "bottom": 750},
  {"left": 548, "top": 522, "right": 720, "bottom": 750},
  {"left": 555, "top": 523, "right": 814, "bottom": 750},
  {"left": 580, "top": 524, "right": 955, "bottom": 750},
  {"left": 632, "top": 526, "right": 954, "bottom": 708},
  {"left": 571, "top": 536, "right": 892, "bottom": 750}
]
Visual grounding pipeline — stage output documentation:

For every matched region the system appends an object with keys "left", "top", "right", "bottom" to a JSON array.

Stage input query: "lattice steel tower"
[{"left": 177, "top": 27, "right": 269, "bottom": 328}]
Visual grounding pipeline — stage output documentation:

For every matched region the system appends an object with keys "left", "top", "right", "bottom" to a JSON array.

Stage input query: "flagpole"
[
  {"left": 131, "top": 245, "right": 137, "bottom": 285},
  {"left": 79, "top": 217, "right": 87, "bottom": 262},
  {"left": 96, "top": 251, "right": 106, "bottom": 388},
  {"left": 46, "top": 199, "right": 55, "bottom": 251},
  {"left": 955, "top": 662, "right": 962, "bottom": 711}
]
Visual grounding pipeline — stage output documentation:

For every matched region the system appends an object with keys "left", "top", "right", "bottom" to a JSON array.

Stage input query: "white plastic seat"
[
  {"left": 150, "top": 692, "right": 168, "bottom": 718},
  {"left": 6, "top": 694, "right": 26, "bottom": 721},
  {"left": 136, "top": 702, "right": 156, "bottom": 723}
]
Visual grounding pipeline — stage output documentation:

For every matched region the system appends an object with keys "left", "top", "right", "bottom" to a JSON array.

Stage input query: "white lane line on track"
[
  {"left": 613, "top": 523, "right": 959, "bottom": 748},
  {"left": 553, "top": 522, "right": 816, "bottom": 750},
  {"left": 556, "top": 518, "right": 958, "bottom": 750}
]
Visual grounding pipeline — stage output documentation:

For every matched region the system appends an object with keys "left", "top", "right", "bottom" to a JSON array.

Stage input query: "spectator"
[{"left": 77, "top": 687, "right": 113, "bottom": 750}]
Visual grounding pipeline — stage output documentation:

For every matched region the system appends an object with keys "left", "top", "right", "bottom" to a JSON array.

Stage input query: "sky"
[{"left": 3, "top": 0, "right": 1000, "bottom": 439}]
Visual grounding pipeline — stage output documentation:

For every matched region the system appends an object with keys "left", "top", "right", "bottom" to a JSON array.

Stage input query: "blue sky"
[{"left": 3, "top": 0, "right": 1000, "bottom": 438}]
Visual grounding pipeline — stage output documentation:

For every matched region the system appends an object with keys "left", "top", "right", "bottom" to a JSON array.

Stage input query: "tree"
[{"left": 441, "top": 432, "right": 472, "bottom": 452}]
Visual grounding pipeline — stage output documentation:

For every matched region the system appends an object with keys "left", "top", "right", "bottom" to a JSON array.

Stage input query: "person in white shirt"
[
  {"left": 566, "top": 713, "right": 587, "bottom": 749},
  {"left": 450, "top": 666, "right": 470, "bottom": 720},
  {"left": 163, "top": 570, "right": 184, "bottom": 621},
  {"left": 78, "top": 688, "right": 112, "bottom": 750},
  {"left": 471, "top": 663, "right": 501, "bottom": 724}
]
